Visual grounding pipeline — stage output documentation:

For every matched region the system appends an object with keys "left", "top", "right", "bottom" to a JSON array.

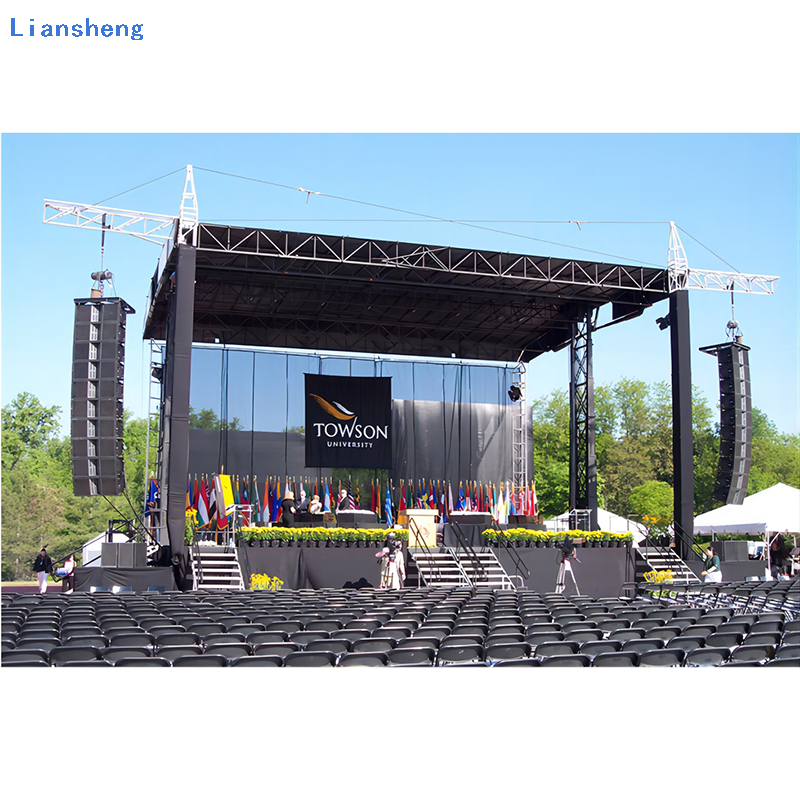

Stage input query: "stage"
[{"left": 237, "top": 543, "right": 632, "bottom": 597}]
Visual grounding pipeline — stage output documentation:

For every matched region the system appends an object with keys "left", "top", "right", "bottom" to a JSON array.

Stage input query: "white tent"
[
  {"left": 545, "top": 508, "right": 646, "bottom": 543},
  {"left": 693, "top": 483, "right": 800, "bottom": 536}
]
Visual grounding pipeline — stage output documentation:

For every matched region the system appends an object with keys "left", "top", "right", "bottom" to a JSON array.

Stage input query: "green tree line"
[
  {"left": 1, "top": 393, "right": 157, "bottom": 581},
  {"left": 532, "top": 378, "right": 800, "bottom": 525}
]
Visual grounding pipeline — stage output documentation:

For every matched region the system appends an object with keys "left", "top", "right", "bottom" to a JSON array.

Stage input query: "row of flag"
[{"left": 160, "top": 473, "right": 538, "bottom": 530}]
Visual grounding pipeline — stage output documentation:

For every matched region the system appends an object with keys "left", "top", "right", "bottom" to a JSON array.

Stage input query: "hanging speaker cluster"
[
  {"left": 700, "top": 341, "right": 752, "bottom": 505},
  {"left": 71, "top": 296, "right": 135, "bottom": 496}
]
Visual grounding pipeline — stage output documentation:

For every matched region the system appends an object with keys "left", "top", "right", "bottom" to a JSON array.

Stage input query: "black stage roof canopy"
[{"left": 144, "top": 224, "right": 670, "bottom": 362}]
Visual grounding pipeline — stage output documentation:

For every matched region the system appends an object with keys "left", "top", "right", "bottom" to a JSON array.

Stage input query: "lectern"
[{"left": 399, "top": 508, "right": 438, "bottom": 548}]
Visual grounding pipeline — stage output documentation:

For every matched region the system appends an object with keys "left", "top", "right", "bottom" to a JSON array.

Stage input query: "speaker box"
[
  {"left": 70, "top": 297, "right": 134, "bottom": 497},
  {"left": 118, "top": 543, "right": 147, "bottom": 568},
  {"left": 702, "top": 342, "right": 752, "bottom": 505},
  {"left": 711, "top": 540, "right": 749, "bottom": 562},
  {"left": 101, "top": 542, "right": 119, "bottom": 567}
]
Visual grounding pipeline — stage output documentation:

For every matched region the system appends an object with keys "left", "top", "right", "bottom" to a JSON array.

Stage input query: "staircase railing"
[
  {"left": 489, "top": 521, "right": 530, "bottom": 586},
  {"left": 407, "top": 517, "right": 442, "bottom": 587},
  {"left": 448, "top": 520, "right": 488, "bottom": 586},
  {"left": 191, "top": 542, "right": 204, "bottom": 589}
]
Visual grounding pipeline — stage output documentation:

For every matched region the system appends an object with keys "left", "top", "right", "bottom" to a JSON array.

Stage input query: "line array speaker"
[
  {"left": 71, "top": 296, "right": 135, "bottom": 497},
  {"left": 701, "top": 341, "right": 752, "bottom": 505}
]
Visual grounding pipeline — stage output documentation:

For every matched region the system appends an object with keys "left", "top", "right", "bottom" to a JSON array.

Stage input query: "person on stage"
[
  {"left": 296, "top": 487, "right": 310, "bottom": 514},
  {"left": 281, "top": 490, "right": 297, "bottom": 525},
  {"left": 337, "top": 488, "right": 354, "bottom": 511},
  {"left": 308, "top": 494, "right": 323, "bottom": 514},
  {"left": 33, "top": 548, "right": 53, "bottom": 594}
]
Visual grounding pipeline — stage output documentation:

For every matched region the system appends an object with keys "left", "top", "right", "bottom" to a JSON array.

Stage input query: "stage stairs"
[
  {"left": 191, "top": 544, "right": 246, "bottom": 590},
  {"left": 634, "top": 544, "right": 701, "bottom": 585},
  {"left": 409, "top": 547, "right": 519, "bottom": 589}
]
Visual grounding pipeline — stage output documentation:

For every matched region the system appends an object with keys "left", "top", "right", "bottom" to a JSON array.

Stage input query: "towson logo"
[{"left": 305, "top": 375, "right": 392, "bottom": 469}]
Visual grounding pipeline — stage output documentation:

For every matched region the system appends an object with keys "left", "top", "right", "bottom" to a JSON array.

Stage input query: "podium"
[{"left": 399, "top": 508, "right": 438, "bottom": 548}]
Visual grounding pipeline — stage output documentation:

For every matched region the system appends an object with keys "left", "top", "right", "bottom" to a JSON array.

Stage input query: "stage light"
[
  {"left": 656, "top": 313, "right": 671, "bottom": 331},
  {"left": 508, "top": 385, "right": 522, "bottom": 402},
  {"left": 151, "top": 366, "right": 164, "bottom": 382}
]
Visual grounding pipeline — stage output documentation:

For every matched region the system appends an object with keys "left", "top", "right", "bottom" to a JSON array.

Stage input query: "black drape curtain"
[{"left": 187, "top": 347, "right": 514, "bottom": 487}]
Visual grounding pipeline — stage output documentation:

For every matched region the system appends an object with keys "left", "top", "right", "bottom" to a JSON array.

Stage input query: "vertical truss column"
[
  {"left": 511, "top": 363, "right": 528, "bottom": 500},
  {"left": 569, "top": 308, "right": 598, "bottom": 531}
]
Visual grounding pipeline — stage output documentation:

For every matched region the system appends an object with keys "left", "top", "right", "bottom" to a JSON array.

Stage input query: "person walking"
[{"left": 33, "top": 548, "right": 53, "bottom": 594}]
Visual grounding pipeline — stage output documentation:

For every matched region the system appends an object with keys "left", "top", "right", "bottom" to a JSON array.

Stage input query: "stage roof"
[{"left": 143, "top": 224, "right": 670, "bottom": 362}]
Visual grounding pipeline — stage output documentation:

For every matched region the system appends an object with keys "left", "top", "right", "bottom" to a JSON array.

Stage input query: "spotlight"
[
  {"left": 151, "top": 366, "right": 164, "bottom": 382},
  {"left": 508, "top": 385, "right": 522, "bottom": 402},
  {"left": 91, "top": 270, "right": 114, "bottom": 282},
  {"left": 656, "top": 313, "right": 671, "bottom": 331}
]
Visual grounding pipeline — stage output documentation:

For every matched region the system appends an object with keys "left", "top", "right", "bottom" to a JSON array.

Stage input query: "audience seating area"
[{"left": 2, "top": 579, "right": 798, "bottom": 667}]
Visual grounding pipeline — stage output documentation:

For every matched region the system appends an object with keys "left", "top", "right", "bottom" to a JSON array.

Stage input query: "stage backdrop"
[{"left": 185, "top": 345, "right": 523, "bottom": 486}]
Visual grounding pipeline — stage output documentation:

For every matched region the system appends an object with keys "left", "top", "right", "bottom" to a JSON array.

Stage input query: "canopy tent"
[
  {"left": 545, "top": 508, "right": 646, "bottom": 543},
  {"left": 694, "top": 483, "right": 800, "bottom": 536}
]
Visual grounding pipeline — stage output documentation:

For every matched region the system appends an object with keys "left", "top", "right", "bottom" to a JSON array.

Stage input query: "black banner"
[{"left": 305, "top": 374, "right": 392, "bottom": 468}]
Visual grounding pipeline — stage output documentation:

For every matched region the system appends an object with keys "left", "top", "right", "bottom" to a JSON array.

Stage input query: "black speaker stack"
[
  {"left": 700, "top": 341, "right": 752, "bottom": 505},
  {"left": 71, "top": 297, "right": 135, "bottom": 496}
]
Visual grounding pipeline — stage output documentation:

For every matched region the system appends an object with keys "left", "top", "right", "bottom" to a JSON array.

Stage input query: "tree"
[
  {"left": 628, "top": 480, "right": 674, "bottom": 537},
  {"left": 1, "top": 392, "right": 61, "bottom": 471}
]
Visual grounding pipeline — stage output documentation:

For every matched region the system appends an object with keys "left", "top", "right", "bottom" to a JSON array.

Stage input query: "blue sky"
[{"left": 2, "top": 133, "right": 798, "bottom": 435}]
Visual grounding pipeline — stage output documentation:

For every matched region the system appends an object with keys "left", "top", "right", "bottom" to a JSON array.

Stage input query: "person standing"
[
  {"left": 62, "top": 554, "right": 76, "bottom": 593},
  {"left": 33, "top": 548, "right": 53, "bottom": 594},
  {"left": 296, "top": 487, "right": 310, "bottom": 514},
  {"left": 701, "top": 545, "right": 722, "bottom": 583},
  {"left": 337, "top": 488, "right": 353, "bottom": 511},
  {"left": 280, "top": 490, "right": 297, "bottom": 525}
]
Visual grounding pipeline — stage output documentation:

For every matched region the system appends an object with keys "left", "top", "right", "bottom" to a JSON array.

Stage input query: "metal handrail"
[
  {"left": 448, "top": 520, "right": 488, "bottom": 586},
  {"left": 407, "top": 517, "right": 443, "bottom": 586},
  {"left": 489, "top": 521, "right": 530, "bottom": 583}
]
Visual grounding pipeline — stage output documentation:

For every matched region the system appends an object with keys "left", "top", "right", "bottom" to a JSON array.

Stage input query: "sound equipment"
[
  {"left": 101, "top": 542, "right": 147, "bottom": 567},
  {"left": 700, "top": 342, "right": 752, "bottom": 505},
  {"left": 71, "top": 297, "right": 135, "bottom": 496},
  {"left": 711, "top": 540, "right": 749, "bottom": 562}
]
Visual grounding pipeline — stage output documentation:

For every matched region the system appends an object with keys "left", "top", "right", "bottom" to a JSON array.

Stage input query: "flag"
[
  {"left": 429, "top": 481, "right": 437, "bottom": 510},
  {"left": 532, "top": 482, "right": 538, "bottom": 516},
  {"left": 272, "top": 479, "right": 281, "bottom": 523},
  {"left": 457, "top": 482, "right": 465, "bottom": 511},
  {"left": 370, "top": 480, "right": 377, "bottom": 514},
  {"left": 252, "top": 477, "right": 261, "bottom": 525},
  {"left": 509, "top": 485, "right": 516, "bottom": 516},
  {"left": 198, "top": 477, "right": 210, "bottom": 527},
  {"left": 323, "top": 482, "right": 331, "bottom": 512},
  {"left": 207, "top": 477, "right": 217, "bottom": 525},
  {"left": 145, "top": 476, "right": 159, "bottom": 518},
  {"left": 385, "top": 484, "right": 394, "bottom": 527},
  {"left": 186, "top": 475, "right": 192, "bottom": 512},
  {"left": 399, "top": 481, "right": 407, "bottom": 511},
  {"left": 214, "top": 474, "right": 235, "bottom": 527},
  {"left": 449, "top": 482, "right": 455, "bottom": 517},
  {"left": 241, "top": 481, "right": 251, "bottom": 527}
]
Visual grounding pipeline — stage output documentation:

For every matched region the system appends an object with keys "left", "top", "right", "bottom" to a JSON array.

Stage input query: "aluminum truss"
[
  {"left": 510, "top": 363, "right": 528, "bottom": 496},
  {"left": 569, "top": 308, "right": 598, "bottom": 531}
]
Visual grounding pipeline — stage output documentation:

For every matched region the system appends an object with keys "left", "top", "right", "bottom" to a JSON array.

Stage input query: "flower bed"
[
  {"left": 481, "top": 529, "right": 632, "bottom": 547},
  {"left": 240, "top": 527, "right": 409, "bottom": 547}
]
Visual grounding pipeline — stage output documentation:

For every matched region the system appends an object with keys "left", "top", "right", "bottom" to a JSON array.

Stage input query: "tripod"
[{"left": 555, "top": 555, "right": 580, "bottom": 594}]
